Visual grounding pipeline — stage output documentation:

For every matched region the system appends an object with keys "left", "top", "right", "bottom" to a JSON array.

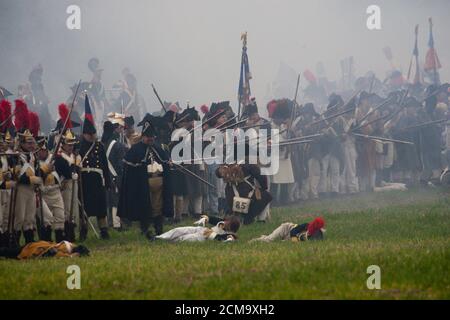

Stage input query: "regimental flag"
[
  {"left": 238, "top": 32, "right": 252, "bottom": 114},
  {"left": 424, "top": 18, "right": 441, "bottom": 85},
  {"left": 83, "top": 95, "right": 96, "bottom": 134},
  {"left": 407, "top": 25, "right": 421, "bottom": 85}
]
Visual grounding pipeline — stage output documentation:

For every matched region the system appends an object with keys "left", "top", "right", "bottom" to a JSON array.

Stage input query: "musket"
[
  {"left": 66, "top": 176, "right": 77, "bottom": 242},
  {"left": 0, "top": 110, "right": 19, "bottom": 128},
  {"left": 352, "top": 133, "right": 414, "bottom": 145},
  {"left": 174, "top": 113, "right": 190, "bottom": 125},
  {"left": 398, "top": 118, "right": 448, "bottom": 131},
  {"left": 287, "top": 73, "right": 301, "bottom": 139},
  {"left": 50, "top": 80, "right": 82, "bottom": 159},
  {"left": 7, "top": 186, "right": 18, "bottom": 247},
  {"left": 0, "top": 152, "right": 20, "bottom": 156},
  {"left": 172, "top": 156, "right": 219, "bottom": 164},
  {"left": 188, "top": 109, "right": 227, "bottom": 134},
  {"left": 151, "top": 84, "right": 167, "bottom": 113},
  {"left": 235, "top": 122, "right": 269, "bottom": 131},
  {"left": 77, "top": 199, "right": 100, "bottom": 239},
  {"left": 309, "top": 107, "right": 356, "bottom": 127},
  {"left": 77, "top": 173, "right": 100, "bottom": 239},
  {"left": 167, "top": 161, "right": 216, "bottom": 189},
  {"left": 216, "top": 115, "right": 238, "bottom": 130},
  {"left": 272, "top": 139, "right": 314, "bottom": 147},
  {"left": 356, "top": 96, "right": 395, "bottom": 125},
  {"left": 218, "top": 118, "right": 248, "bottom": 131},
  {"left": 235, "top": 128, "right": 287, "bottom": 145},
  {"left": 323, "top": 89, "right": 361, "bottom": 116},
  {"left": 36, "top": 186, "right": 45, "bottom": 240},
  {"left": 353, "top": 88, "right": 409, "bottom": 132}
]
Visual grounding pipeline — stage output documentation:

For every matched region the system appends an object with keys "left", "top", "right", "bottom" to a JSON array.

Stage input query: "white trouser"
[
  {"left": 256, "top": 203, "right": 271, "bottom": 221},
  {"left": 156, "top": 226, "right": 208, "bottom": 242},
  {"left": 14, "top": 184, "right": 36, "bottom": 231},
  {"left": 61, "top": 179, "right": 79, "bottom": 224},
  {"left": 301, "top": 158, "right": 321, "bottom": 199},
  {"left": 183, "top": 195, "right": 203, "bottom": 216},
  {"left": 341, "top": 141, "right": 359, "bottom": 193},
  {"left": 41, "top": 187, "right": 65, "bottom": 230},
  {"left": 319, "top": 154, "right": 340, "bottom": 193},
  {"left": 250, "top": 222, "right": 296, "bottom": 242}
]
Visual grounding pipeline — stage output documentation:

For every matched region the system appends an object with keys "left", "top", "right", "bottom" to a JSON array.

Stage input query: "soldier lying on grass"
[
  {"left": 155, "top": 215, "right": 240, "bottom": 242},
  {"left": 0, "top": 240, "right": 90, "bottom": 259},
  {"left": 250, "top": 217, "right": 326, "bottom": 242}
]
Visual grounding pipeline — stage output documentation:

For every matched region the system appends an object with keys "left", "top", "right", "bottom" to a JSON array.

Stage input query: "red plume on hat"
[
  {"left": 28, "top": 111, "right": 40, "bottom": 137},
  {"left": 58, "top": 103, "right": 73, "bottom": 129},
  {"left": 304, "top": 69, "right": 317, "bottom": 84},
  {"left": 267, "top": 100, "right": 277, "bottom": 118},
  {"left": 307, "top": 217, "right": 325, "bottom": 237},
  {"left": 14, "top": 99, "right": 30, "bottom": 131},
  {"left": 0, "top": 100, "right": 12, "bottom": 132},
  {"left": 200, "top": 104, "right": 209, "bottom": 114}
]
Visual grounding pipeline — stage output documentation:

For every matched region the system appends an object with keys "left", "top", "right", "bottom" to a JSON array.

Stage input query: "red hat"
[
  {"left": 304, "top": 69, "right": 317, "bottom": 84},
  {"left": 58, "top": 103, "right": 73, "bottom": 129},
  {"left": 267, "top": 100, "right": 278, "bottom": 118},
  {"left": 0, "top": 100, "right": 12, "bottom": 133},
  {"left": 28, "top": 111, "right": 40, "bottom": 137},
  {"left": 307, "top": 217, "right": 325, "bottom": 237},
  {"left": 14, "top": 99, "right": 30, "bottom": 132},
  {"left": 200, "top": 104, "right": 209, "bottom": 114}
]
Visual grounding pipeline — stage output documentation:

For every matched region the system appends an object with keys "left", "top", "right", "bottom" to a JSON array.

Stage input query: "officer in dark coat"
[
  {"left": 78, "top": 96, "right": 111, "bottom": 240},
  {"left": 118, "top": 115, "right": 173, "bottom": 239},
  {"left": 101, "top": 121, "right": 127, "bottom": 230}
]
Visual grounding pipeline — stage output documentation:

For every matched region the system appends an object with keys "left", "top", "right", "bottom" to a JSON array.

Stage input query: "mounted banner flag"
[
  {"left": 238, "top": 32, "right": 252, "bottom": 118},
  {"left": 424, "top": 18, "right": 441, "bottom": 85}
]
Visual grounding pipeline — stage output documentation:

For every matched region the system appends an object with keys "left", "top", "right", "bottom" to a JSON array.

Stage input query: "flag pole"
[{"left": 429, "top": 17, "right": 438, "bottom": 85}]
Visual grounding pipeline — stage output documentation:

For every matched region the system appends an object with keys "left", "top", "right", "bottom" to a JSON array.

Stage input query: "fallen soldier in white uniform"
[
  {"left": 250, "top": 217, "right": 326, "bottom": 242},
  {"left": 155, "top": 215, "right": 240, "bottom": 242}
]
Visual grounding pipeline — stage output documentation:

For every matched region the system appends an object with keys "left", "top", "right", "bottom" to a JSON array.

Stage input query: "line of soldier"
[{"left": 1, "top": 77, "right": 449, "bottom": 247}]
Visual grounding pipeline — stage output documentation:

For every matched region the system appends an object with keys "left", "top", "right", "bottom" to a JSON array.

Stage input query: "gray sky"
[{"left": 0, "top": 0, "right": 449, "bottom": 115}]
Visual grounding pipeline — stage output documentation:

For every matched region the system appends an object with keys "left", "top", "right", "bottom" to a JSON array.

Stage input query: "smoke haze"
[{"left": 1, "top": 0, "right": 449, "bottom": 117}]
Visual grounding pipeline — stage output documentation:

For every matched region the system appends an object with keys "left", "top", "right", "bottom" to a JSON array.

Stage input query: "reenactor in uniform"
[
  {"left": 118, "top": 115, "right": 173, "bottom": 239},
  {"left": 55, "top": 129, "right": 81, "bottom": 242},
  {"left": 101, "top": 118, "right": 127, "bottom": 231},
  {"left": 0, "top": 132, "right": 17, "bottom": 247},
  {"left": 170, "top": 107, "right": 202, "bottom": 222},
  {"left": 78, "top": 95, "right": 111, "bottom": 240},
  {"left": 13, "top": 100, "right": 42, "bottom": 244},
  {"left": 35, "top": 137, "right": 66, "bottom": 242}
]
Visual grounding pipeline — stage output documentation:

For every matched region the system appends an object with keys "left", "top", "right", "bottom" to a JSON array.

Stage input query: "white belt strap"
[
  {"left": 232, "top": 176, "right": 255, "bottom": 199},
  {"left": 106, "top": 140, "right": 118, "bottom": 177}
]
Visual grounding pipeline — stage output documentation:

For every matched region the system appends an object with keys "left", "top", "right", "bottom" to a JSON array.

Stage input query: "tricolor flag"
[
  {"left": 424, "top": 18, "right": 441, "bottom": 85},
  {"left": 83, "top": 95, "right": 97, "bottom": 134},
  {"left": 238, "top": 32, "right": 252, "bottom": 117}
]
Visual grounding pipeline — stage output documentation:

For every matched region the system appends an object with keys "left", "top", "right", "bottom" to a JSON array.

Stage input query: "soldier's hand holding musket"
[{"left": 29, "top": 175, "right": 43, "bottom": 186}]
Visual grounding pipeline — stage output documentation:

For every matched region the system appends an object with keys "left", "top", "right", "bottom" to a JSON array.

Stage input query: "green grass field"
[{"left": 0, "top": 188, "right": 449, "bottom": 300}]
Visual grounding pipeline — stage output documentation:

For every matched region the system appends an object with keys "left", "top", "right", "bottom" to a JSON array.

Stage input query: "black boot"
[
  {"left": 55, "top": 230, "right": 65, "bottom": 243},
  {"left": 41, "top": 226, "right": 52, "bottom": 241},
  {"left": 64, "top": 222, "right": 76, "bottom": 242},
  {"left": 79, "top": 227, "right": 88, "bottom": 242},
  {"left": 100, "top": 228, "right": 110, "bottom": 240},
  {"left": 23, "top": 230, "right": 35, "bottom": 244},
  {"left": 11, "top": 231, "right": 21, "bottom": 247},
  {"left": 143, "top": 230, "right": 155, "bottom": 241},
  {"left": 0, "top": 232, "right": 5, "bottom": 247},
  {"left": 153, "top": 215, "right": 164, "bottom": 236}
]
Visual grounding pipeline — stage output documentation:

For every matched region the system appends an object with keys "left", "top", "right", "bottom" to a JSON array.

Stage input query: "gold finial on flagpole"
[{"left": 241, "top": 32, "right": 247, "bottom": 47}]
